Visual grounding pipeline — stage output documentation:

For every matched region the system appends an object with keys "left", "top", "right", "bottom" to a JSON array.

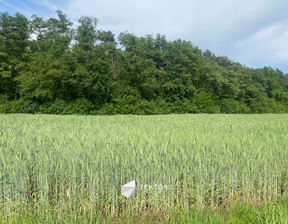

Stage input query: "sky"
[{"left": 1, "top": 0, "right": 287, "bottom": 73}]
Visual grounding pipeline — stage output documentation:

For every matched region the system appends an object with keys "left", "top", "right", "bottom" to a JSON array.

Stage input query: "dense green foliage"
[
  {"left": 1, "top": 114, "right": 288, "bottom": 223},
  {"left": 1, "top": 11, "right": 288, "bottom": 114}
]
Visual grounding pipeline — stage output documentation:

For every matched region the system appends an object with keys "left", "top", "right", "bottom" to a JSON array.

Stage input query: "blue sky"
[{"left": 1, "top": 0, "right": 287, "bottom": 73}]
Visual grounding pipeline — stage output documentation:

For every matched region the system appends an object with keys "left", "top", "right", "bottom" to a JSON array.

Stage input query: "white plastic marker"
[{"left": 121, "top": 180, "right": 136, "bottom": 198}]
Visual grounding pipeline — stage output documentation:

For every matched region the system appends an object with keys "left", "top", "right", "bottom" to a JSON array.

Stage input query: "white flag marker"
[{"left": 121, "top": 180, "right": 136, "bottom": 198}]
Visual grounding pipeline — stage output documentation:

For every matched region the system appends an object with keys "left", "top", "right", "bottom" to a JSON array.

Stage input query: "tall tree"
[
  {"left": 16, "top": 11, "right": 73, "bottom": 102},
  {"left": 0, "top": 12, "right": 29, "bottom": 99},
  {"left": 75, "top": 16, "right": 98, "bottom": 51}
]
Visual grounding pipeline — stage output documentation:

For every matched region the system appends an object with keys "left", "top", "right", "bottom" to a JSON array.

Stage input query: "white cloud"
[
  {"left": 2, "top": 0, "right": 288, "bottom": 72},
  {"left": 236, "top": 20, "right": 288, "bottom": 70},
  {"left": 64, "top": 0, "right": 288, "bottom": 72}
]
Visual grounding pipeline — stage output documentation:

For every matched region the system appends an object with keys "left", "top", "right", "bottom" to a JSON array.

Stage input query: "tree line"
[{"left": 1, "top": 11, "right": 288, "bottom": 114}]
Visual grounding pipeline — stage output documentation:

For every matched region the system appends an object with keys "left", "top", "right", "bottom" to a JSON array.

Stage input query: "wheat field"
[{"left": 0, "top": 114, "right": 288, "bottom": 223}]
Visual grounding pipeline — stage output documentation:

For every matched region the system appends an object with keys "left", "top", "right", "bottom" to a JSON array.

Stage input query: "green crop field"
[{"left": 1, "top": 114, "right": 288, "bottom": 223}]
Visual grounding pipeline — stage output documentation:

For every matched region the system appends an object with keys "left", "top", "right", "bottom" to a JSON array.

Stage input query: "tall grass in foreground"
[{"left": 0, "top": 114, "right": 288, "bottom": 223}]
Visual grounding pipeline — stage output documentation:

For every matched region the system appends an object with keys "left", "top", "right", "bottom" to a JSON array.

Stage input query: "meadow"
[{"left": 0, "top": 114, "right": 288, "bottom": 223}]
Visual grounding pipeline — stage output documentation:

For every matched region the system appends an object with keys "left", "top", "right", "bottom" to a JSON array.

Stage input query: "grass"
[{"left": 0, "top": 114, "right": 288, "bottom": 223}]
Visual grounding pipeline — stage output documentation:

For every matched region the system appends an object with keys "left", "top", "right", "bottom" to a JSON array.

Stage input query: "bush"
[
  {"left": 39, "top": 99, "right": 67, "bottom": 114},
  {"left": 152, "top": 98, "right": 173, "bottom": 114},
  {"left": 135, "top": 100, "right": 157, "bottom": 115},
  {"left": 0, "top": 95, "right": 9, "bottom": 104},
  {"left": 0, "top": 103, "right": 9, "bottom": 113},
  {"left": 220, "top": 99, "right": 251, "bottom": 114},
  {"left": 65, "top": 99, "right": 95, "bottom": 114},
  {"left": 0, "top": 99, "right": 39, "bottom": 113},
  {"left": 249, "top": 97, "right": 287, "bottom": 113},
  {"left": 192, "top": 92, "right": 220, "bottom": 113},
  {"left": 110, "top": 95, "right": 138, "bottom": 114},
  {"left": 97, "top": 103, "right": 117, "bottom": 115},
  {"left": 173, "top": 100, "right": 199, "bottom": 114}
]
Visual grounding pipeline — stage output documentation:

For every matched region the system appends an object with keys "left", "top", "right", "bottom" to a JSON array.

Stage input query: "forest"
[{"left": 1, "top": 10, "right": 288, "bottom": 115}]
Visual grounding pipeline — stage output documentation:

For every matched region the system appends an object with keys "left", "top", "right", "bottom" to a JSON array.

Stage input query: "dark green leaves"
[{"left": 0, "top": 10, "right": 288, "bottom": 114}]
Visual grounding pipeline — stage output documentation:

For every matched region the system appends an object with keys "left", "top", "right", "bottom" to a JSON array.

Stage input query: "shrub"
[
  {"left": 65, "top": 98, "right": 95, "bottom": 114},
  {"left": 0, "top": 99, "right": 39, "bottom": 113},
  {"left": 192, "top": 92, "right": 220, "bottom": 113},
  {"left": 135, "top": 100, "right": 157, "bottom": 115},
  {"left": 220, "top": 99, "right": 251, "bottom": 114},
  {"left": 111, "top": 95, "right": 138, "bottom": 114},
  {"left": 173, "top": 100, "right": 199, "bottom": 114},
  {"left": 39, "top": 99, "right": 67, "bottom": 114}
]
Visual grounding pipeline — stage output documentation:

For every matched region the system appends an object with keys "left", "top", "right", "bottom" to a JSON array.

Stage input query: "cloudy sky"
[{"left": 1, "top": 0, "right": 287, "bottom": 73}]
